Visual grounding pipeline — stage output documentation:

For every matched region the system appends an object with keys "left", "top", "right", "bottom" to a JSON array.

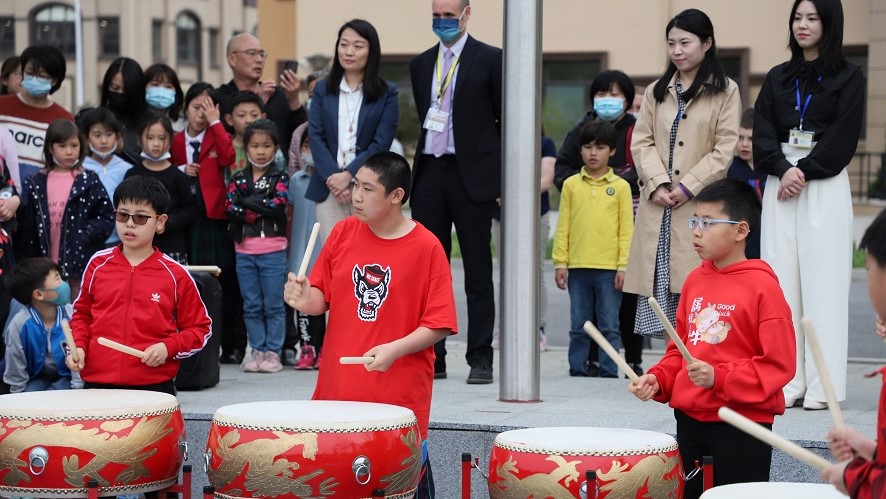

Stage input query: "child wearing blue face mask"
[
  {"left": 123, "top": 115, "right": 196, "bottom": 264},
  {"left": 78, "top": 107, "right": 133, "bottom": 247},
  {"left": 0, "top": 46, "right": 73, "bottom": 188},
  {"left": 144, "top": 64, "right": 186, "bottom": 132},
  {"left": 3, "top": 257, "right": 82, "bottom": 393},
  {"left": 19, "top": 119, "right": 115, "bottom": 299}
]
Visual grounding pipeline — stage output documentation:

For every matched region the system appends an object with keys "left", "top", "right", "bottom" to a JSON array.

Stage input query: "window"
[
  {"left": 719, "top": 48, "right": 749, "bottom": 106},
  {"left": 98, "top": 17, "right": 120, "bottom": 57},
  {"left": 541, "top": 55, "right": 603, "bottom": 150},
  {"left": 151, "top": 20, "right": 163, "bottom": 62},
  {"left": 31, "top": 4, "right": 76, "bottom": 56},
  {"left": 0, "top": 17, "right": 14, "bottom": 58},
  {"left": 208, "top": 28, "right": 219, "bottom": 68},
  {"left": 176, "top": 12, "right": 201, "bottom": 66}
]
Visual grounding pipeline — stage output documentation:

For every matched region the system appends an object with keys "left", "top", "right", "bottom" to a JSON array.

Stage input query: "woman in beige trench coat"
[{"left": 623, "top": 8, "right": 741, "bottom": 337}]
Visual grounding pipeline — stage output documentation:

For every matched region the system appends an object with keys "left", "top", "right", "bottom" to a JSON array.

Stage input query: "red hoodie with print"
[{"left": 647, "top": 259, "right": 796, "bottom": 423}]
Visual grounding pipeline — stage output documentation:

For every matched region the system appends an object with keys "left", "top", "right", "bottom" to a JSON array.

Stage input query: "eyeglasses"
[
  {"left": 687, "top": 216, "right": 740, "bottom": 230},
  {"left": 114, "top": 211, "right": 159, "bottom": 225},
  {"left": 232, "top": 49, "right": 268, "bottom": 60}
]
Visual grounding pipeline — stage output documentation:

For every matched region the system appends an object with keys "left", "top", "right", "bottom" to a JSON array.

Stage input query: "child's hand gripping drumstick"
[
  {"left": 61, "top": 319, "right": 79, "bottom": 363},
  {"left": 802, "top": 317, "right": 845, "bottom": 429},
  {"left": 287, "top": 222, "right": 320, "bottom": 308},
  {"left": 649, "top": 297, "right": 695, "bottom": 364},
  {"left": 583, "top": 321, "right": 640, "bottom": 383}
]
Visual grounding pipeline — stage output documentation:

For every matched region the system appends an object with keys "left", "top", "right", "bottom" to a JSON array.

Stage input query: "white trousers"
[
  {"left": 761, "top": 144, "right": 852, "bottom": 403},
  {"left": 315, "top": 194, "right": 354, "bottom": 246}
]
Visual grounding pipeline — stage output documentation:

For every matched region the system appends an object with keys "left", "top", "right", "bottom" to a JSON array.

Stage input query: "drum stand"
[{"left": 85, "top": 465, "right": 193, "bottom": 499}]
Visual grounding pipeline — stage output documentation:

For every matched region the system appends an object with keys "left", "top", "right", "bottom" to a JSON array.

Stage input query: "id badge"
[
  {"left": 423, "top": 108, "right": 449, "bottom": 133},
  {"left": 789, "top": 128, "right": 815, "bottom": 149}
]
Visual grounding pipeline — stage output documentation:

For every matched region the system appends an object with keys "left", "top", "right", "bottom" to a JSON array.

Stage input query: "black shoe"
[
  {"left": 220, "top": 351, "right": 243, "bottom": 365},
  {"left": 434, "top": 371, "right": 447, "bottom": 380},
  {"left": 467, "top": 362, "right": 493, "bottom": 384},
  {"left": 586, "top": 362, "right": 600, "bottom": 378},
  {"left": 630, "top": 363, "right": 644, "bottom": 377}
]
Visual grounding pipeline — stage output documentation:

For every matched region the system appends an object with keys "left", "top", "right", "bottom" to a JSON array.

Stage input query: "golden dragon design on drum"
[
  {"left": 491, "top": 455, "right": 582, "bottom": 498},
  {"left": 0, "top": 414, "right": 174, "bottom": 487},
  {"left": 596, "top": 452, "right": 682, "bottom": 498},
  {"left": 207, "top": 428, "right": 335, "bottom": 497},
  {"left": 378, "top": 428, "right": 422, "bottom": 493}
]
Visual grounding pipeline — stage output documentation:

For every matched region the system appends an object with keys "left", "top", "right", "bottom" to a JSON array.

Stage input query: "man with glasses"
[{"left": 217, "top": 33, "right": 306, "bottom": 157}]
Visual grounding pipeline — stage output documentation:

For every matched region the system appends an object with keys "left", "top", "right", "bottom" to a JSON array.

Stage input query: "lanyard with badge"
[
  {"left": 788, "top": 76, "right": 821, "bottom": 149},
  {"left": 423, "top": 48, "right": 460, "bottom": 133}
]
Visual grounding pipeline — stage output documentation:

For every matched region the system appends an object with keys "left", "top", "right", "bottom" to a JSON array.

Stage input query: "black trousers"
[
  {"left": 411, "top": 154, "right": 495, "bottom": 370},
  {"left": 675, "top": 409, "right": 773, "bottom": 499},
  {"left": 589, "top": 291, "right": 644, "bottom": 366}
]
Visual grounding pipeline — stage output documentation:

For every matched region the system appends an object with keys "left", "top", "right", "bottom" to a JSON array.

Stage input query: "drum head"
[
  {"left": 494, "top": 427, "right": 678, "bottom": 455},
  {"left": 212, "top": 400, "right": 417, "bottom": 431},
  {"left": 0, "top": 389, "right": 179, "bottom": 419},
  {"left": 700, "top": 482, "right": 845, "bottom": 498}
]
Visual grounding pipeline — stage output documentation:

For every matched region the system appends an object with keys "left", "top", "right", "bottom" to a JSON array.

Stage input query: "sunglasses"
[{"left": 114, "top": 210, "right": 159, "bottom": 225}]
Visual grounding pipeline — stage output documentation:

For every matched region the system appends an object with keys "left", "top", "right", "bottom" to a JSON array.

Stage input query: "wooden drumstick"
[
  {"left": 61, "top": 319, "right": 79, "bottom": 363},
  {"left": 97, "top": 337, "right": 146, "bottom": 359},
  {"left": 802, "top": 317, "right": 845, "bottom": 429},
  {"left": 718, "top": 407, "right": 831, "bottom": 470},
  {"left": 186, "top": 265, "right": 222, "bottom": 275},
  {"left": 298, "top": 223, "right": 321, "bottom": 278},
  {"left": 289, "top": 223, "right": 321, "bottom": 308},
  {"left": 648, "top": 298, "right": 695, "bottom": 364},
  {"left": 339, "top": 356, "right": 375, "bottom": 365},
  {"left": 583, "top": 321, "right": 640, "bottom": 383}
]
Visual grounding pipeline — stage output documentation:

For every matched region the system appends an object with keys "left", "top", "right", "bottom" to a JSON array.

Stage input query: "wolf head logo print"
[{"left": 353, "top": 264, "right": 391, "bottom": 322}]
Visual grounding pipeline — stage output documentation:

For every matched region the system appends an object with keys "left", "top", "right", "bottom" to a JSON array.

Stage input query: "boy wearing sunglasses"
[
  {"left": 66, "top": 176, "right": 211, "bottom": 396},
  {"left": 629, "top": 178, "right": 795, "bottom": 497}
]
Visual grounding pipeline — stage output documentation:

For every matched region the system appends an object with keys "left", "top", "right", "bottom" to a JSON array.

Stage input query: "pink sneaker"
[
  {"left": 259, "top": 351, "right": 283, "bottom": 373},
  {"left": 295, "top": 345, "right": 316, "bottom": 371},
  {"left": 241, "top": 350, "right": 263, "bottom": 373},
  {"left": 314, "top": 350, "right": 321, "bottom": 370}
]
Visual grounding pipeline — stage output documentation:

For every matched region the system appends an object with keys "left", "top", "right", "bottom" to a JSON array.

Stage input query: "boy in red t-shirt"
[
  {"left": 284, "top": 151, "right": 457, "bottom": 498},
  {"left": 629, "top": 178, "right": 795, "bottom": 499},
  {"left": 821, "top": 209, "right": 886, "bottom": 498}
]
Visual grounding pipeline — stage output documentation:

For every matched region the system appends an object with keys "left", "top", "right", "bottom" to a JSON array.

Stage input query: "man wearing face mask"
[
  {"left": 553, "top": 70, "right": 646, "bottom": 378},
  {"left": 0, "top": 46, "right": 73, "bottom": 190},
  {"left": 409, "top": 0, "right": 502, "bottom": 385}
]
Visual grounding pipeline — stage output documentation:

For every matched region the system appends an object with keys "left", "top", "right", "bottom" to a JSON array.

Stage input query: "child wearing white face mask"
[
  {"left": 123, "top": 115, "right": 196, "bottom": 264},
  {"left": 226, "top": 120, "right": 290, "bottom": 373},
  {"left": 77, "top": 107, "right": 133, "bottom": 247},
  {"left": 20, "top": 119, "right": 114, "bottom": 299}
]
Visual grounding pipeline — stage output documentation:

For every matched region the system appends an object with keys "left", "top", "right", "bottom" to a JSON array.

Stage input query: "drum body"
[
  {"left": 205, "top": 400, "right": 421, "bottom": 499},
  {"left": 0, "top": 389, "right": 185, "bottom": 498},
  {"left": 700, "top": 482, "right": 845, "bottom": 498},
  {"left": 488, "top": 427, "right": 683, "bottom": 499}
]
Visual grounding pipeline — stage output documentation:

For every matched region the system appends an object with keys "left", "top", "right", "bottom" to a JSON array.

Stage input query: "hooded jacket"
[{"left": 647, "top": 258, "right": 795, "bottom": 423}]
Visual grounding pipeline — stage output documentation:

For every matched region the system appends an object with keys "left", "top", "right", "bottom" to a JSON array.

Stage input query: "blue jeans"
[
  {"left": 567, "top": 269, "right": 622, "bottom": 377},
  {"left": 25, "top": 376, "right": 73, "bottom": 391},
  {"left": 235, "top": 250, "right": 287, "bottom": 353}
]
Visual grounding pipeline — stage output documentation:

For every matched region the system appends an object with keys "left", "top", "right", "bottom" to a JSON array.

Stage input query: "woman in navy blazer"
[{"left": 307, "top": 18, "right": 399, "bottom": 242}]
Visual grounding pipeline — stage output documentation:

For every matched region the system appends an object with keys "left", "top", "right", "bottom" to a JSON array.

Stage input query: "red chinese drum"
[
  {"left": 488, "top": 427, "right": 683, "bottom": 498},
  {"left": 205, "top": 400, "right": 422, "bottom": 499},
  {"left": 701, "top": 482, "right": 844, "bottom": 498},
  {"left": 0, "top": 389, "right": 185, "bottom": 497}
]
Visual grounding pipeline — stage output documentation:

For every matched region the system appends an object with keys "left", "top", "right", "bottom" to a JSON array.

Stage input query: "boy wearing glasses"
[
  {"left": 629, "top": 178, "right": 795, "bottom": 498},
  {"left": 66, "top": 176, "right": 211, "bottom": 396}
]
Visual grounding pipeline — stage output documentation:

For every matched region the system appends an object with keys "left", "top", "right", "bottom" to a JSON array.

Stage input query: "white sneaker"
[
  {"left": 802, "top": 399, "right": 827, "bottom": 411},
  {"left": 259, "top": 351, "right": 283, "bottom": 373}
]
